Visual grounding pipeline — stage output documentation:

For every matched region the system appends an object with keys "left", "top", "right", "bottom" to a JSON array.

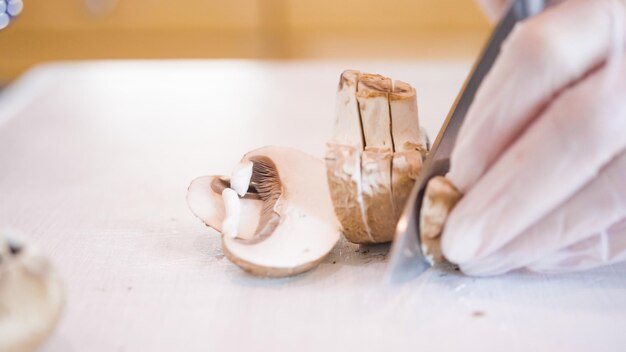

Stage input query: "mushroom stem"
[
  {"left": 231, "top": 161, "right": 254, "bottom": 197},
  {"left": 222, "top": 188, "right": 241, "bottom": 238}
]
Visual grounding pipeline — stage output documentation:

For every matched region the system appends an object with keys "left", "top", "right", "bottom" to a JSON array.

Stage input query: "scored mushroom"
[
  {"left": 326, "top": 70, "right": 429, "bottom": 244},
  {"left": 187, "top": 146, "right": 341, "bottom": 277},
  {"left": 0, "top": 232, "right": 64, "bottom": 352}
]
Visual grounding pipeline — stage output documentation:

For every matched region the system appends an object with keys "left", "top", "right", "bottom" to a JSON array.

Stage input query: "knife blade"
[{"left": 386, "top": 0, "right": 547, "bottom": 281}]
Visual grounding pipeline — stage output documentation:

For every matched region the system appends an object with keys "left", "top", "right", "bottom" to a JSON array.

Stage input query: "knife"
[{"left": 386, "top": 0, "right": 548, "bottom": 281}]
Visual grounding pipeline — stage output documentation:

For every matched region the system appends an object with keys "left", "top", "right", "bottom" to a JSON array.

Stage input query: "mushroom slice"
[
  {"left": 391, "top": 151, "right": 423, "bottom": 217},
  {"left": 419, "top": 176, "right": 462, "bottom": 264},
  {"left": 0, "top": 232, "right": 64, "bottom": 352},
  {"left": 326, "top": 70, "right": 373, "bottom": 244},
  {"left": 357, "top": 74, "right": 397, "bottom": 242},
  {"left": 330, "top": 70, "right": 364, "bottom": 149},
  {"left": 357, "top": 74, "right": 394, "bottom": 150},
  {"left": 361, "top": 149, "right": 396, "bottom": 242},
  {"left": 389, "top": 80, "right": 428, "bottom": 154},
  {"left": 389, "top": 80, "right": 428, "bottom": 216},
  {"left": 187, "top": 146, "right": 341, "bottom": 277},
  {"left": 325, "top": 144, "right": 372, "bottom": 243}
]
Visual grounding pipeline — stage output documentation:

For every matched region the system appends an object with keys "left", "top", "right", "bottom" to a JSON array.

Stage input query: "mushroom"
[
  {"left": 0, "top": 232, "right": 64, "bottom": 352},
  {"left": 187, "top": 146, "right": 341, "bottom": 277},
  {"left": 419, "top": 176, "right": 462, "bottom": 264},
  {"left": 326, "top": 70, "right": 429, "bottom": 244}
]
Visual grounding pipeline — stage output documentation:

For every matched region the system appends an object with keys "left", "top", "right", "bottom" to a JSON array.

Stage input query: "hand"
[{"left": 438, "top": 0, "right": 626, "bottom": 275}]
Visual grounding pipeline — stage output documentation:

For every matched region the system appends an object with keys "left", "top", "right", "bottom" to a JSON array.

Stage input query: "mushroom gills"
[{"left": 187, "top": 146, "right": 341, "bottom": 277}]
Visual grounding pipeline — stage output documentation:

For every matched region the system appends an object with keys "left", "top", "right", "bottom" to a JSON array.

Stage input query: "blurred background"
[{"left": 0, "top": 0, "right": 491, "bottom": 85}]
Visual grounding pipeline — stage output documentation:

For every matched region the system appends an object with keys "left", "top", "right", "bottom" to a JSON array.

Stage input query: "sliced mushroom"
[
  {"left": 326, "top": 70, "right": 429, "bottom": 244},
  {"left": 419, "top": 176, "right": 462, "bottom": 264},
  {"left": 0, "top": 232, "right": 64, "bottom": 352},
  {"left": 325, "top": 144, "right": 372, "bottom": 243},
  {"left": 390, "top": 80, "right": 427, "bottom": 215},
  {"left": 187, "top": 146, "right": 341, "bottom": 277},
  {"left": 361, "top": 149, "right": 396, "bottom": 242},
  {"left": 357, "top": 74, "right": 397, "bottom": 242}
]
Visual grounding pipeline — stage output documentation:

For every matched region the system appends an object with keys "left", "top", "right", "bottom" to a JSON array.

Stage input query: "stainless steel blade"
[{"left": 386, "top": 0, "right": 547, "bottom": 281}]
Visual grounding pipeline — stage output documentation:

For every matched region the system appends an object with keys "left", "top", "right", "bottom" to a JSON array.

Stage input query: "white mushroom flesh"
[
  {"left": 419, "top": 176, "right": 462, "bottom": 264},
  {"left": 330, "top": 70, "right": 364, "bottom": 149},
  {"left": 221, "top": 188, "right": 241, "bottom": 239},
  {"left": 230, "top": 160, "right": 253, "bottom": 197},
  {"left": 357, "top": 74, "right": 394, "bottom": 150}
]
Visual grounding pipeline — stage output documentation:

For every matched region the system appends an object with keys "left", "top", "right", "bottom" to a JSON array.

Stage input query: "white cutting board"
[{"left": 0, "top": 60, "right": 624, "bottom": 352}]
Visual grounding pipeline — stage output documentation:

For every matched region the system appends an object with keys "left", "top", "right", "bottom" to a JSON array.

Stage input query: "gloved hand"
[{"left": 436, "top": 0, "right": 626, "bottom": 275}]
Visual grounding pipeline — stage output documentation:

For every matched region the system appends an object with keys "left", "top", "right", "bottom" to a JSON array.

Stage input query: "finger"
[
  {"left": 442, "top": 56, "right": 626, "bottom": 266},
  {"left": 447, "top": 0, "right": 626, "bottom": 193},
  {"left": 459, "top": 149, "right": 626, "bottom": 276},
  {"left": 527, "top": 218, "right": 626, "bottom": 273}
]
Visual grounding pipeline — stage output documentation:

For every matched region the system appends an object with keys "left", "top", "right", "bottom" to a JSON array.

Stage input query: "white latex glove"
[{"left": 441, "top": 0, "right": 626, "bottom": 275}]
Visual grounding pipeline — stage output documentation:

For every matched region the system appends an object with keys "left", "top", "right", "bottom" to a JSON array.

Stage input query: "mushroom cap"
[
  {"left": 0, "top": 233, "right": 64, "bottom": 352},
  {"left": 187, "top": 176, "right": 226, "bottom": 233},
  {"left": 187, "top": 146, "right": 341, "bottom": 277}
]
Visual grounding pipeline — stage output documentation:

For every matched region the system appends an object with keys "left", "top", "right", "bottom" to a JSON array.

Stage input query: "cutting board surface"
[{"left": 0, "top": 61, "right": 624, "bottom": 352}]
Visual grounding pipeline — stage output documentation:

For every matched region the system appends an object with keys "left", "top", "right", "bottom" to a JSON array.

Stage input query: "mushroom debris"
[
  {"left": 0, "top": 232, "right": 64, "bottom": 352},
  {"left": 326, "top": 70, "right": 429, "bottom": 244},
  {"left": 419, "top": 176, "right": 462, "bottom": 263},
  {"left": 187, "top": 146, "right": 341, "bottom": 277}
]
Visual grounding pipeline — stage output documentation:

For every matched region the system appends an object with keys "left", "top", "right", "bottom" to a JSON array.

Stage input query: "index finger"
[{"left": 447, "top": 0, "right": 625, "bottom": 193}]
